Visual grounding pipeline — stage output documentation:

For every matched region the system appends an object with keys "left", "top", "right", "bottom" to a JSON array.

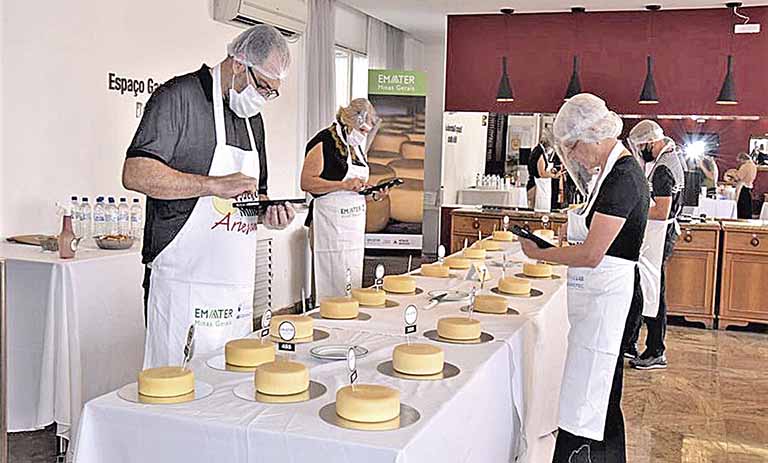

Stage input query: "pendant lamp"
[
  {"left": 716, "top": 55, "right": 738, "bottom": 105},
  {"left": 496, "top": 56, "right": 514, "bottom": 102},
  {"left": 564, "top": 56, "right": 582, "bottom": 101},
  {"left": 638, "top": 56, "right": 659, "bottom": 104}
]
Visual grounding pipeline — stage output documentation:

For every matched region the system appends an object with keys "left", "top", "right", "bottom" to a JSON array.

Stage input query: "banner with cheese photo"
[{"left": 366, "top": 69, "right": 427, "bottom": 250}]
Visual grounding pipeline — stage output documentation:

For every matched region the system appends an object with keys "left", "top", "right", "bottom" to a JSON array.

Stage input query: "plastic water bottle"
[
  {"left": 70, "top": 196, "right": 82, "bottom": 238},
  {"left": 106, "top": 197, "right": 119, "bottom": 235},
  {"left": 80, "top": 197, "right": 92, "bottom": 238},
  {"left": 129, "top": 198, "right": 143, "bottom": 240},
  {"left": 118, "top": 197, "right": 130, "bottom": 236},
  {"left": 93, "top": 197, "right": 106, "bottom": 237}
]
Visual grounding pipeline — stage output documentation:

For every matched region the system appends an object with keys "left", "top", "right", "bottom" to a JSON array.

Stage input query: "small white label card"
[
  {"left": 277, "top": 320, "right": 296, "bottom": 352},
  {"left": 503, "top": 215, "right": 510, "bottom": 231},
  {"left": 260, "top": 308, "right": 273, "bottom": 338},
  {"left": 374, "top": 264, "right": 385, "bottom": 290},
  {"left": 404, "top": 304, "right": 418, "bottom": 335},
  {"left": 347, "top": 347, "right": 358, "bottom": 384},
  {"left": 465, "top": 262, "right": 490, "bottom": 282},
  {"left": 437, "top": 245, "right": 446, "bottom": 263}
]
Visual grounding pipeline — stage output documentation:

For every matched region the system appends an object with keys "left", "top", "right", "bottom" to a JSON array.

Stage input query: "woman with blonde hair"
[
  {"left": 726, "top": 152, "right": 757, "bottom": 219},
  {"left": 300, "top": 99, "right": 386, "bottom": 300}
]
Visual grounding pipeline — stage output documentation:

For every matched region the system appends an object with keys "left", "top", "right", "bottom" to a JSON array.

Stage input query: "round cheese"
[
  {"left": 365, "top": 195, "right": 391, "bottom": 233},
  {"left": 400, "top": 142, "right": 426, "bottom": 160},
  {"left": 444, "top": 256, "right": 471, "bottom": 269},
  {"left": 368, "top": 150, "right": 403, "bottom": 165},
  {"left": 499, "top": 276, "right": 531, "bottom": 295},
  {"left": 383, "top": 275, "right": 416, "bottom": 294},
  {"left": 370, "top": 133, "right": 409, "bottom": 153},
  {"left": 254, "top": 360, "right": 309, "bottom": 396},
  {"left": 319, "top": 296, "right": 360, "bottom": 319},
  {"left": 523, "top": 263, "right": 553, "bottom": 278},
  {"left": 392, "top": 343, "right": 444, "bottom": 375},
  {"left": 270, "top": 315, "right": 314, "bottom": 340},
  {"left": 138, "top": 367, "right": 194, "bottom": 398},
  {"left": 437, "top": 317, "right": 482, "bottom": 341},
  {"left": 474, "top": 294, "right": 508, "bottom": 314},
  {"left": 368, "top": 162, "right": 396, "bottom": 183},
  {"left": 139, "top": 391, "right": 195, "bottom": 404},
  {"left": 492, "top": 230, "right": 515, "bottom": 242},
  {"left": 463, "top": 247, "right": 486, "bottom": 260},
  {"left": 256, "top": 388, "right": 310, "bottom": 403},
  {"left": 225, "top": 339, "right": 275, "bottom": 368},
  {"left": 479, "top": 239, "right": 502, "bottom": 251},
  {"left": 336, "top": 384, "right": 401, "bottom": 423},
  {"left": 390, "top": 159, "right": 424, "bottom": 180},
  {"left": 389, "top": 179, "right": 424, "bottom": 223},
  {"left": 351, "top": 287, "right": 387, "bottom": 306},
  {"left": 407, "top": 133, "right": 426, "bottom": 143},
  {"left": 533, "top": 229, "right": 555, "bottom": 241},
  {"left": 420, "top": 263, "right": 450, "bottom": 278}
]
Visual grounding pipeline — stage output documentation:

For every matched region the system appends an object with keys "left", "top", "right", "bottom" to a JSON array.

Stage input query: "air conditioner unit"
[{"left": 213, "top": 0, "right": 307, "bottom": 39}]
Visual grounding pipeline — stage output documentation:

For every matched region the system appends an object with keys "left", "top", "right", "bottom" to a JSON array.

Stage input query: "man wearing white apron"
[
  {"left": 300, "top": 99, "right": 384, "bottom": 302},
  {"left": 519, "top": 94, "right": 649, "bottom": 462},
  {"left": 122, "top": 26, "right": 296, "bottom": 368},
  {"left": 527, "top": 132, "right": 561, "bottom": 212},
  {"left": 625, "top": 121, "right": 685, "bottom": 370}
]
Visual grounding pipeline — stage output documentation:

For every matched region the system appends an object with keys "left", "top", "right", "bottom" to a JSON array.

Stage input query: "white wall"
[
  {"left": 441, "top": 112, "right": 489, "bottom": 206},
  {"left": 0, "top": 0, "right": 303, "bottom": 237}
]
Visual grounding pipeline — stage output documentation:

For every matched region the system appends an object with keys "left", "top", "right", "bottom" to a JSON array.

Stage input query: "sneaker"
[
  {"left": 623, "top": 345, "right": 638, "bottom": 360},
  {"left": 631, "top": 353, "right": 667, "bottom": 370}
]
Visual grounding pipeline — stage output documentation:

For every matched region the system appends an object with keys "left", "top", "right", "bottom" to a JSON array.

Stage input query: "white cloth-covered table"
[
  {"left": 1, "top": 241, "right": 145, "bottom": 440},
  {"left": 74, "top": 242, "right": 569, "bottom": 463},
  {"left": 695, "top": 198, "right": 737, "bottom": 219},
  {"left": 760, "top": 202, "right": 768, "bottom": 220},
  {"left": 457, "top": 187, "right": 528, "bottom": 208}
]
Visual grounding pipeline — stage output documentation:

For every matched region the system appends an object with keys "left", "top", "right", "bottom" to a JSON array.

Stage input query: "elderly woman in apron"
[
  {"left": 519, "top": 94, "right": 650, "bottom": 462},
  {"left": 300, "top": 99, "right": 385, "bottom": 301}
]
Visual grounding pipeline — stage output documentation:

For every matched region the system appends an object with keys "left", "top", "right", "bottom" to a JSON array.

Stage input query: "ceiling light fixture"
[
  {"left": 496, "top": 8, "right": 515, "bottom": 103},
  {"left": 716, "top": 55, "right": 738, "bottom": 105},
  {"left": 639, "top": 5, "right": 661, "bottom": 104}
]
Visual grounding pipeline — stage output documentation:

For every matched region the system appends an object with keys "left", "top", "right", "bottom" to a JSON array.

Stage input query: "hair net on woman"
[
  {"left": 627, "top": 119, "right": 676, "bottom": 160},
  {"left": 227, "top": 24, "right": 291, "bottom": 81},
  {"left": 552, "top": 93, "right": 623, "bottom": 195},
  {"left": 337, "top": 98, "right": 379, "bottom": 130}
]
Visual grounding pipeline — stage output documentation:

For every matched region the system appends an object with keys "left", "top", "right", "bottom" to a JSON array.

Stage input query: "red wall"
[{"left": 446, "top": 7, "right": 768, "bottom": 116}]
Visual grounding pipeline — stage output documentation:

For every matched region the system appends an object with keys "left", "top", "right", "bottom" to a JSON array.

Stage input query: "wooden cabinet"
[
  {"left": 718, "top": 222, "right": 768, "bottom": 330},
  {"left": 664, "top": 223, "right": 721, "bottom": 329},
  {"left": 449, "top": 208, "right": 566, "bottom": 253}
]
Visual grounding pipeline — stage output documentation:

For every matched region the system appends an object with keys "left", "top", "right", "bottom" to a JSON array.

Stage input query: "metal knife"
[
  {"left": 181, "top": 324, "right": 195, "bottom": 370},
  {"left": 424, "top": 292, "right": 449, "bottom": 311}
]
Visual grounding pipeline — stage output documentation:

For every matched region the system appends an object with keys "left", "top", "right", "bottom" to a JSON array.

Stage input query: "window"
[{"left": 335, "top": 46, "right": 368, "bottom": 109}]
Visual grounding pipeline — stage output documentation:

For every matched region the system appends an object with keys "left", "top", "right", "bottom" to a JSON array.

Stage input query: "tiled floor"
[{"left": 7, "top": 256, "right": 767, "bottom": 462}]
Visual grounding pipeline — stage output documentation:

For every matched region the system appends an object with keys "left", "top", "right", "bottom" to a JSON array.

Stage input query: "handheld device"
[
  {"left": 511, "top": 225, "right": 555, "bottom": 249},
  {"left": 232, "top": 198, "right": 306, "bottom": 217},
  {"left": 358, "top": 178, "right": 404, "bottom": 196}
]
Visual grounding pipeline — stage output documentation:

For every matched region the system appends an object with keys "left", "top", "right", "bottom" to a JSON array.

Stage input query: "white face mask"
[
  {"left": 228, "top": 73, "right": 266, "bottom": 119},
  {"left": 347, "top": 128, "right": 367, "bottom": 147}
]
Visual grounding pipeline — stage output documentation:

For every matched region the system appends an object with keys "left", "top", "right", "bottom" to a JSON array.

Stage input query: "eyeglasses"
[{"left": 247, "top": 67, "right": 280, "bottom": 101}]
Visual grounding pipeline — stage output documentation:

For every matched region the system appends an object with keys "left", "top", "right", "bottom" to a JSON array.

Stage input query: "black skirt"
[{"left": 737, "top": 186, "right": 753, "bottom": 219}]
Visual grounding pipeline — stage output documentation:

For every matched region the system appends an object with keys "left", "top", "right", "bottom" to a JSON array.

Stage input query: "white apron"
[
  {"left": 143, "top": 65, "right": 258, "bottom": 368},
  {"left": 534, "top": 177, "right": 552, "bottom": 212},
  {"left": 559, "top": 143, "right": 636, "bottom": 441},
  {"left": 312, "top": 124, "right": 369, "bottom": 301}
]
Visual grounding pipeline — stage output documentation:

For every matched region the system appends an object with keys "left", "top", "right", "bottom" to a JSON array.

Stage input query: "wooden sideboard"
[
  {"left": 664, "top": 222, "right": 721, "bottom": 329},
  {"left": 449, "top": 208, "right": 567, "bottom": 253},
  {"left": 718, "top": 221, "right": 768, "bottom": 330}
]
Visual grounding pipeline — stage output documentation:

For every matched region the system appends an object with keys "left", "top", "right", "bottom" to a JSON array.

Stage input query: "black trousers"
[
  {"left": 553, "top": 269, "right": 639, "bottom": 463},
  {"left": 737, "top": 186, "right": 753, "bottom": 219}
]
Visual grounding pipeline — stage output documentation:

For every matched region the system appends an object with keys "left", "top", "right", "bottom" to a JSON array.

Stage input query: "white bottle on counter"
[
  {"left": 130, "top": 198, "right": 143, "bottom": 239},
  {"left": 118, "top": 197, "right": 130, "bottom": 236},
  {"left": 80, "top": 197, "right": 92, "bottom": 238},
  {"left": 70, "top": 195, "right": 82, "bottom": 238},
  {"left": 106, "top": 197, "right": 119, "bottom": 235},
  {"left": 93, "top": 197, "right": 106, "bottom": 237}
]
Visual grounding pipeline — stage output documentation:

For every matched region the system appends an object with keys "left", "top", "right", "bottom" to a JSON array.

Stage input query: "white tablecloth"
[
  {"left": 457, "top": 188, "right": 528, "bottom": 208},
  {"left": 760, "top": 202, "right": 768, "bottom": 220},
  {"left": 73, "top": 242, "right": 569, "bottom": 463},
  {"left": 695, "top": 198, "right": 737, "bottom": 219},
  {"left": 1, "top": 241, "right": 145, "bottom": 439}
]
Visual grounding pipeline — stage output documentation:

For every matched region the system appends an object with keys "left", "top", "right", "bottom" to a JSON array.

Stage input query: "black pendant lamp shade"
[
  {"left": 638, "top": 55, "right": 659, "bottom": 104},
  {"left": 496, "top": 56, "right": 514, "bottom": 102},
  {"left": 716, "top": 55, "right": 738, "bottom": 105},
  {"left": 564, "top": 56, "right": 582, "bottom": 101}
]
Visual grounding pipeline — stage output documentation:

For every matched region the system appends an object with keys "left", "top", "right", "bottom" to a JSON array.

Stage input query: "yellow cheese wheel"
[
  {"left": 383, "top": 275, "right": 416, "bottom": 293},
  {"left": 420, "top": 263, "right": 451, "bottom": 278},
  {"left": 368, "top": 150, "right": 403, "bottom": 165},
  {"left": 523, "top": 263, "right": 553, "bottom": 278},
  {"left": 225, "top": 339, "right": 276, "bottom": 368},
  {"left": 437, "top": 317, "right": 482, "bottom": 340},
  {"left": 319, "top": 296, "right": 360, "bottom": 319},
  {"left": 370, "top": 133, "right": 409, "bottom": 153},
  {"left": 139, "top": 391, "right": 195, "bottom": 404},
  {"left": 389, "top": 159, "right": 424, "bottom": 180},
  {"left": 254, "top": 360, "right": 309, "bottom": 396},
  {"left": 400, "top": 142, "right": 426, "bottom": 160},
  {"left": 389, "top": 179, "right": 424, "bottom": 223},
  {"left": 493, "top": 230, "right": 515, "bottom": 241},
  {"left": 351, "top": 287, "right": 387, "bottom": 306},
  {"left": 368, "top": 162, "right": 396, "bottom": 183},
  {"left": 406, "top": 133, "right": 426, "bottom": 143},
  {"left": 444, "top": 256, "right": 471, "bottom": 269},
  {"left": 392, "top": 343, "right": 444, "bottom": 375},
  {"left": 499, "top": 276, "right": 531, "bottom": 295},
  {"left": 336, "top": 384, "right": 401, "bottom": 423},
  {"left": 474, "top": 294, "right": 508, "bottom": 314},
  {"left": 365, "top": 195, "right": 391, "bottom": 233},
  {"left": 138, "top": 367, "right": 194, "bottom": 398},
  {"left": 270, "top": 315, "right": 314, "bottom": 340},
  {"left": 533, "top": 229, "right": 555, "bottom": 241},
  {"left": 463, "top": 247, "right": 486, "bottom": 260},
  {"left": 478, "top": 239, "right": 502, "bottom": 251},
  {"left": 255, "top": 388, "right": 311, "bottom": 403}
]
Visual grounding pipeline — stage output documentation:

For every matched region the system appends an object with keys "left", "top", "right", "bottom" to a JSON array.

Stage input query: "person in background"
[
  {"left": 526, "top": 130, "right": 563, "bottom": 210},
  {"left": 520, "top": 94, "right": 649, "bottom": 462},
  {"left": 122, "top": 25, "right": 296, "bottom": 368},
  {"left": 727, "top": 152, "right": 757, "bottom": 219},
  {"left": 757, "top": 144, "right": 768, "bottom": 165},
  {"left": 699, "top": 154, "right": 719, "bottom": 195},
  {"left": 300, "top": 99, "right": 385, "bottom": 301},
  {"left": 624, "top": 120, "right": 685, "bottom": 370}
]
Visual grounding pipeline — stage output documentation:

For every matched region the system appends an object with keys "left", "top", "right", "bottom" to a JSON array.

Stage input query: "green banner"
[{"left": 368, "top": 69, "right": 427, "bottom": 96}]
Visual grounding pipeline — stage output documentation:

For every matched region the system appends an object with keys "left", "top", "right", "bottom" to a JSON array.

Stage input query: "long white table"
[
  {"left": 457, "top": 187, "right": 528, "bottom": 208},
  {"left": 695, "top": 197, "right": 737, "bottom": 219},
  {"left": 73, "top": 242, "right": 569, "bottom": 463},
  {"left": 760, "top": 202, "right": 768, "bottom": 220},
  {"left": 1, "top": 241, "right": 146, "bottom": 440}
]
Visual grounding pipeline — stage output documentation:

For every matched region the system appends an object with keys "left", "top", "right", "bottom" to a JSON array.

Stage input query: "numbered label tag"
[
  {"left": 374, "top": 264, "right": 385, "bottom": 289},
  {"left": 347, "top": 347, "right": 358, "bottom": 384},
  {"left": 277, "top": 321, "right": 296, "bottom": 352},
  {"left": 260, "top": 309, "right": 272, "bottom": 338},
  {"left": 463, "top": 238, "right": 468, "bottom": 250},
  {"left": 404, "top": 304, "right": 418, "bottom": 335},
  {"left": 437, "top": 245, "right": 446, "bottom": 263},
  {"left": 503, "top": 215, "right": 510, "bottom": 231}
]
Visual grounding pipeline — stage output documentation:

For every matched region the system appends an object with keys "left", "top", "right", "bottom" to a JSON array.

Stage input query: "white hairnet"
[
  {"left": 628, "top": 120, "right": 665, "bottom": 145},
  {"left": 553, "top": 93, "right": 622, "bottom": 145},
  {"left": 227, "top": 25, "right": 291, "bottom": 81}
]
